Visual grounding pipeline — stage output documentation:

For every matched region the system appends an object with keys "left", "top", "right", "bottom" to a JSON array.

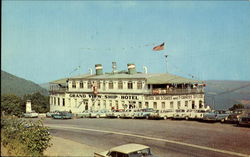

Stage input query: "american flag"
[{"left": 153, "top": 42, "right": 165, "bottom": 51}]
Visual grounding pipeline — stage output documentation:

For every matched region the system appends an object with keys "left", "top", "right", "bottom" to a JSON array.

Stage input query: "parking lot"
[{"left": 43, "top": 118, "right": 250, "bottom": 157}]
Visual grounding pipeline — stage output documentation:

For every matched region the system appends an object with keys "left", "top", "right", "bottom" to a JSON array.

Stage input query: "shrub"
[{"left": 1, "top": 116, "right": 52, "bottom": 156}]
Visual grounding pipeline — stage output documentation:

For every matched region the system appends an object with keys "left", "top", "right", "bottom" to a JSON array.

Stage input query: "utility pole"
[{"left": 164, "top": 55, "right": 168, "bottom": 73}]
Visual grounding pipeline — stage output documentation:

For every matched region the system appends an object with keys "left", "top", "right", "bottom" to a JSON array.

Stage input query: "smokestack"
[
  {"left": 95, "top": 64, "right": 103, "bottom": 75},
  {"left": 127, "top": 63, "right": 136, "bottom": 74},
  {"left": 112, "top": 62, "right": 117, "bottom": 73}
]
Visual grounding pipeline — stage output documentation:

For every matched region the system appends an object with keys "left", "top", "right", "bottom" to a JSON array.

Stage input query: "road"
[{"left": 43, "top": 118, "right": 250, "bottom": 157}]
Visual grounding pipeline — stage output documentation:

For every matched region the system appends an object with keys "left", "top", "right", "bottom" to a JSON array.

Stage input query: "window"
[
  {"left": 139, "top": 102, "right": 142, "bottom": 108},
  {"left": 109, "top": 81, "right": 114, "bottom": 89},
  {"left": 72, "top": 81, "right": 76, "bottom": 88},
  {"left": 199, "top": 100, "right": 203, "bottom": 108},
  {"left": 128, "top": 81, "right": 133, "bottom": 89},
  {"left": 54, "top": 97, "right": 56, "bottom": 105},
  {"left": 137, "top": 81, "right": 142, "bottom": 89},
  {"left": 145, "top": 102, "right": 149, "bottom": 108},
  {"left": 80, "top": 81, "right": 84, "bottom": 88},
  {"left": 97, "top": 81, "right": 101, "bottom": 89},
  {"left": 153, "top": 102, "right": 157, "bottom": 109},
  {"left": 58, "top": 98, "right": 60, "bottom": 106},
  {"left": 177, "top": 101, "right": 181, "bottom": 109},
  {"left": 161, "top": 102, "right": 165, "bottom": 109},
  {"left": 62, "top": 98, "right": 65, "bottom": 106},
  {"left": 148, "top": 84, "right": 151, "bottom": 89},
  {"left": 103, "top": 100, "right": 106, "bottom": 109},
  {"left": 88, "top": 81, "right": 92, "bottom": 89},
  {"left": 185, "top": 101, "right": 188, "bottom": 107},
  {"left": 170, "top": 101, "right": 174, "bottom": 108},
  {"left": 192, "top": 101, "right": 195, "bottom": 109},
  {"left": 118, "top": 81, "right": 123, "bottom": 89}
]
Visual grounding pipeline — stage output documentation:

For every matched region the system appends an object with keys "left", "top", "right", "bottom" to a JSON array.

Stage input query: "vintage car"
[
  {"left": 52, "top": 111, "right": 73, "bottom": 119},
  {"left": 149, "top": 109, "right": 175, "bottom": 119},
  {"left": 173, "top": 109, "right": 189, "bottom": 119},
  {"left": 23, "top": 111, "right": 39, "bottom": 118},
  {"left": 94, "top": 143, "right": 155, "bottom": 157},
  {"left": 90, "top": 110, "right": 109, "bottom": 118},
  {"left": 46, "top": 110, "right": 60, "bottom": 117},
  {"left": 76, "top": 110, "right": 92, "bottom": 118},
  {"left": 187, "top": 109, "right": 207, "bottom": 120},
  {"left": 237, "top": 113, "right": 250, "bottom": 127},
  {"left": 203, "top": 110, "right": 230, "bottom": 122},
  {"left": 106, "top": 110, "right": 124, "bottom": 118},
  {"left": 226, "top": 109, "right": 250, "bottom": 123},
  {"left": 120, "top": 109, "right": 136, "bottom": 119},
  {"left": 133, "top": 108, "right": 155, "bottom": 119}
]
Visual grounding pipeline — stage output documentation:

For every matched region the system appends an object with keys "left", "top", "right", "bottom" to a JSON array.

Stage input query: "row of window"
[
  {"left": 71, "top": 80, "right": 143, "bottom": 90},
  {"left": 50, "top": 97, "right": 203, "bottom": 109}
]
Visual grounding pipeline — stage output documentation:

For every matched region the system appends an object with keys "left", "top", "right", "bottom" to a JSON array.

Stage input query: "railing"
[
  {"left": 152, "top": 88, "right": 204, "bottom": 95},
  {"left": 49, "top": 87, "right": 67, "bottom": 93}
]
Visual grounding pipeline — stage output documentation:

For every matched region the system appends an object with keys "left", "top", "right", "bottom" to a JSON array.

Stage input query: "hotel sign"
[
  {"left": 145, "top": 94, "right": 203, "bottom": 100},
  {"left": 69, "top": 94, "right": 140, "bottom": 100}
]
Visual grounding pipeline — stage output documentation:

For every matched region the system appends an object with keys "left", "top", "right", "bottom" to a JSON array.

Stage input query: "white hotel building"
[{"left": 49, "top": 63, "right": 205, "bottom": 113}]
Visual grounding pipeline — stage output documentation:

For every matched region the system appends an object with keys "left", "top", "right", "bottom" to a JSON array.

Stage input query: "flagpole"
[{"left": 164, "top": 55, "right": 168, "bottom": 73}]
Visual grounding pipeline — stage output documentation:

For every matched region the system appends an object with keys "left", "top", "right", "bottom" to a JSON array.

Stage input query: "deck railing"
[{"left": 152, "top": 88, "right": 204, "bottom": 95}]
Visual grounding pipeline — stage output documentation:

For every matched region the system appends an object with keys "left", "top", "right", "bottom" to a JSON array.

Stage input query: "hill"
[
  {"left": 1, "top": 70, "right": 48, "bottom": 96},
  {"left": 205, "top": 80, "right": 250, "bottom": 110}
]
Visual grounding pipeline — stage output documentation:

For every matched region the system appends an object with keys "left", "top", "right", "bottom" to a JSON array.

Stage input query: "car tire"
[
  {"left": 221, "top": 119, "right": 225, "bottom": 123},
  {"left": 164, "top": 116, "right": 167, "bottom": 120},
  {"left": 185, "top": 116, "right": 189, "bottom": 120},
  {"left": 117, "top": 115, "right": 120, "bottom": 119},
  {"left": 96, "top": 115, "right": 100, "bottom": 118},
  {"left": 146, "top": 115, "right": 149, "bottom": 119}
]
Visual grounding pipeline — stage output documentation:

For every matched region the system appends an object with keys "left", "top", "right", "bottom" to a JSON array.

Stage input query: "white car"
[
  {"left": 23, "top": 111, "right": 38, "bottom": 118},
  {"left": 173, "top": 109, "right": 189, "bottom": 119},
  {"left": 90, "top": 110, "right": 109, "bottom": 118},
  {"left": 149, "top": 109, "right": 175, "bottom": 119},
  {"left": 94, "top": 143, "right": 155, "bottom": 157},
  {"left": 120, "top": 109, "right": 135, "bottom": 118}
]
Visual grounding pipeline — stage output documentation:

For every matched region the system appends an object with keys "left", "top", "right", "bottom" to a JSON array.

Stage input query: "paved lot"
[{"left": 43, "top": 118, "right": 250, "bottom": 157}]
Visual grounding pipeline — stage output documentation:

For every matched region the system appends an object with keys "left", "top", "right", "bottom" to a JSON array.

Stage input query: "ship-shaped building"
[{"left": 49, "top": 62, "right": 205, "bottom": 113}]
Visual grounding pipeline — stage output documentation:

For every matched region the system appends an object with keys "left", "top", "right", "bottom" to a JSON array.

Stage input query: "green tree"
[
  {"left": 1, "top": 94, "right": 24, "bottom": 116},
  {"left": 229, "top": 104, "right": 245, "bottom": 111},
  {"left": 22, "top": 92, "right": 49, "bottom": 113}
]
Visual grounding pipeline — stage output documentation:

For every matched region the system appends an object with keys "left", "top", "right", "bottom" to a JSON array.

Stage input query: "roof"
[
  {"left": 50, "top": 73, "right": 201, "bottom": 84},
  {"left": 109, "top": 143, "right": 149, "bottom": 154}
]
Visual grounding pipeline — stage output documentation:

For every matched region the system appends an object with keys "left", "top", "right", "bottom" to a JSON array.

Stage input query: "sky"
[{"left": 2, "top": 1, "right": 250, "bottom": 84}]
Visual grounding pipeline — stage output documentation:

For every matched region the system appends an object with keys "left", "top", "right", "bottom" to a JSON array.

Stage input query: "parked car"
[
  {"left": 90, "top": 110, "right": 109, "bottom": 118},
  {"left": 23, "top": 111, "right": 38, "bottom": 118},
  {"left": 149, "top": 109, "right": 174, "bottom": 120},
  {"left": 187, "top": 109, "right": 207, "bottom": 120},
  {"left": 52, "top": 111, "right": 73, "bottom": 119},
  {"left": 94, "top": 143, "right": 155, "bottom": 157},
  {"left": 226, "top": 109, "right": 250, "bottom": 123},
  {"left": 203, "top": 110, "right": 230, "bottom": 122},
  {"left": 46, "top": 110, "right": 60, "bottom": 118},
  {"left": 76, "top": 110, "right": 92, "bottom": 118},
  {"left": 173, "top": 109, "right": 189, "bottom": 120},
  {"left": 120, "top": 109, "right": 136, "bottom": 119},
  {"left": 106, "top": 110, "right": 124, "bottom": 118},
  {"left": 133, "top": 108, "right": 155, "bottom": 119},
  {"left": 237, "top": 113, "right": 250, "bottom": 127}
]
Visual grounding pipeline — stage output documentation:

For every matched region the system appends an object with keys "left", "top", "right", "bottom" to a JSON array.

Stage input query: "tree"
[
  {"left": 1, "top": 94, "right": 24, "bottom": 116},
  {"left": 22, "top": 92, "right": 50, "bottom": 113},
  {"left": 229, "top": 104, "right": 245, "bottom": 111}
]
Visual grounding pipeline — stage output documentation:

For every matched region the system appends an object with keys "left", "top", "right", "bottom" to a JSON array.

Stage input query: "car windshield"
[{"left": 128, "top": 148, "right": 151, "bottom": 157}]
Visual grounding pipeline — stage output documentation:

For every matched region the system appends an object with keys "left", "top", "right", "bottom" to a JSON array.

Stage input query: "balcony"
[{"left": 151, "top": 88, "right": 204, "bottom": 95}]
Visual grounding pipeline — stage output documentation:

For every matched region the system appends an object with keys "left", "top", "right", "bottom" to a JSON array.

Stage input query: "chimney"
[
  {"left": 95, "top": 64, "right": 103, "bottom": 75},
  {"left": 127, "top": 63, "right": 136, "bottom": 74}
]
